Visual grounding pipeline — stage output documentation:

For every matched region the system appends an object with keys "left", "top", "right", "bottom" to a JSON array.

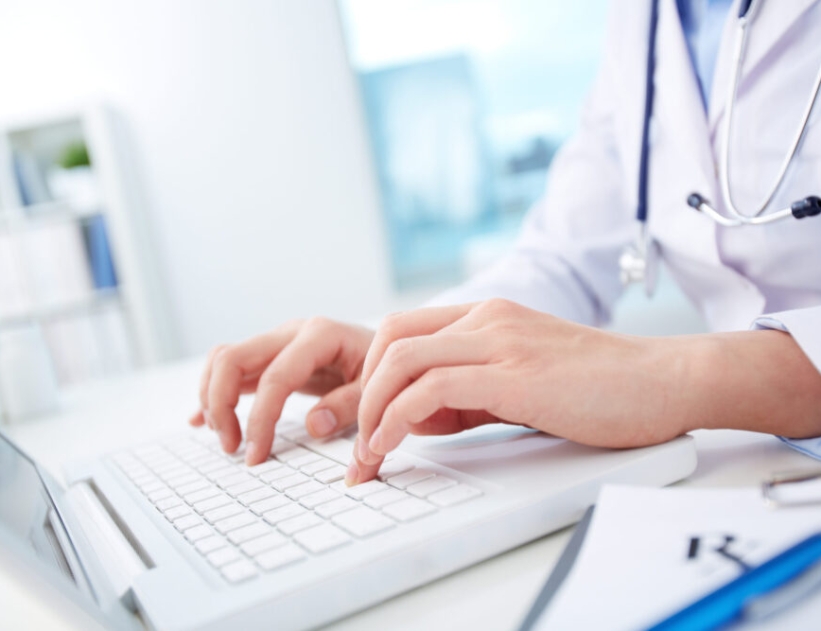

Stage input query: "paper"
[{"left": 535, "top": 485, "right": 821, "bottom": 630}]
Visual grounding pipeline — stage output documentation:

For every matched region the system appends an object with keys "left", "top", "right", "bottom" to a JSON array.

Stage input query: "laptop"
[{"left": 0, "top": 394, "right": 696, "bottom": 630}]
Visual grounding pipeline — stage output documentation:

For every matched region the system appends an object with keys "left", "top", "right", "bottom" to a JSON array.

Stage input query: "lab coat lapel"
[
  {"left": 649, "top": 0, "right": 717, "bottom": 262},
  {"left": 709, "top": 0, "right": 821, "bottom": 132}
]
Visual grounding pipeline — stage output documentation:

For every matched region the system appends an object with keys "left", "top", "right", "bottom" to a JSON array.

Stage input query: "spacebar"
[{"left": 301, "top": 437, "right": 356, "bottom": 465}]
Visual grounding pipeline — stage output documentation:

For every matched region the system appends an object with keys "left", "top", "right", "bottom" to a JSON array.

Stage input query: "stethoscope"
[{"left": 620, "top": 0, "right": 821, "bottom": 294}]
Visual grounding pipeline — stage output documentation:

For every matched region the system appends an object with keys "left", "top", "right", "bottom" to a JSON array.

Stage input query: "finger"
[
  {"left": 199, "top": 344, "right": 227, "bottom": 413},
  {"left": 361, "top": 305, "right": 473, "bottom": 389},
  {"left": 346, "top": 410, "right": 500, "bottom": 487},
  {"left": 357, "top": 332, "right": 490, "bottom": 464},
  {"left": 245, "top": 318, "right": 363, "bottom": 465},
  {"left": 207, "top": 324, "right": 301, "bottom": 453},
  {"left": 409, "top": 408, "right": 499, "bottom": 436},
  {"left": 189, "top": 410, "right": 206, "bottom": 426},
  {"left": 305, "top": 381, "right": 361, "bottom": 438},
  {"left": 368, "top": 365, "right": 497, "bottom": 458},
  {"left": 346, "top": 436, "right": 384, "bottom": 487}
]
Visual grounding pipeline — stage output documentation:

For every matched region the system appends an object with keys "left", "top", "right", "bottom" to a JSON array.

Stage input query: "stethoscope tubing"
[{"left": 637, "top": 0, "right": 821, "bottom": 229}]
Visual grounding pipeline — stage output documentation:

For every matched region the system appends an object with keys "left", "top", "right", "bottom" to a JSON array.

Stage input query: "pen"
[{"left": 645, "top": 533, "right": 821, "bottom": 631}]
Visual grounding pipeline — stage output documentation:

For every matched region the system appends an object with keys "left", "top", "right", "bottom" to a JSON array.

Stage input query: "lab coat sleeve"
[
  {"left": 753, "top": 306, "right": 821, "bottom": 461},
  {"left": 427, "top": 5, "right": 635, "bottom": 327}
]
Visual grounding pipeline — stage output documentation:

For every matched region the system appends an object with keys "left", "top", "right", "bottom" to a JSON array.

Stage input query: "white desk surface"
[{"left": 0, "top": 358, "right": 814, "bottom": 631}]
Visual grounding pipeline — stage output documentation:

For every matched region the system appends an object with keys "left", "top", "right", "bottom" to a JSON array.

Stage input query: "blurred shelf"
[
  {"left": 0, "top": 288, "right": 121, "bottom": 329},
  {"left": 0, "top": 104, "right": 178, "bottom": 388}
]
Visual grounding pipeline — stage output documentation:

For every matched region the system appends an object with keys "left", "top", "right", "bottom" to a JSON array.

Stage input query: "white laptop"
[{"left": 0, "top": 396, "right": 696, "bottom": 631}]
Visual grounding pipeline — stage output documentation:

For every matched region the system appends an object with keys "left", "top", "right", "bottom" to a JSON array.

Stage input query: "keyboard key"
[
  {"left": 221, "top": 559, "right": 258, "bottom": 583},
  {"left": 285, "top": 481, "right": 324, "bottom": 500},
  {"left": 194, "top": 494, "right": 233, "bottom": 514},
  {"left": 275, "top": 447, "right": 312, "bottom": 463},
  {"left": 288, "top": 452, "right": 322, "bottom": 468},
  {"left": 279, "top": 426, "right": 312, "bottom": 443},
  {"left": 299, "top": 488, "right": 341, "bottom": 509},
  {"left": 163, "top": 505, "right": 192, "bottom": 520},
  {"left": 386, "top": 468, "right": 435, "bottom": 490},
  {"left": 302, "top": 437, "right": 356, "bottom": 465},
  {"left": 332, "top": 507, "right": 394, "bottom": 537},
  {"left": 240, "top": 532, "right": 287, "bottom": 556},
  {"left": 175, "top": 479, "right": 210, "bottom": 496},
  {"left": 187, "top": 453, "right": 222, "bottom": 468},
  {"left": 300, "top": 457, "right": 337, "bottom": 476},
  {"left": 173, "top": 514, "right": 203, "bottom": 531},
  {"left": 185, "top": 486, "right": 222, "bottom": 505},
  {"left": 363, "top": 488, "right": 408, "bottom": 509},
  {"left": 294, "top": 524, "right": 351, "bottom": 554},
  {"left": 429, "top": 484, "right": 482, "bottom": 507},
  {"left": 255, "top": 544, "right": 306, "bottom": 571},
  {"left": 158, "top": 465, "right": 191, "bottom": 481},
  {"left": 247, "top": 460, "right": 284, "bottom": 476},
  {"left": 195, "top": 535, "right": 227, "bottom": 554},
  {"left": 203, "top": 502, "right": 244, "bottom": 524},
  {"left": 155, "top": 496, "right": 183, "bottom": 511},
  {"left": 198, "top": 459, "right": 231, "bottom": 475},
  {"left": 237, "top": 486, "right": 276, "bottom": 506},
  {"left": 216, "top": 472, "right": 254, "bottom": 489},
  {"left": 383, "top": 498, "right": 436, "bottom": 522},
  {"left": 225, "top": 479, "right": 264, "bottom": 497},
  {"left": 227, "top": 521, "right": 271, "bottom": 545},
  {"left": 249, "top": 495, "right": 291, "bottom": 515},
  {"left": 147, "top": 488, "right": 174, "bottom": 503},
  {"left": 260, "top": 467, "right": 298, "bottom": 484},
  {"left": 407, "top": 475, "right": 457, "bottom": 498},
  {"left": 269, "top": 437, "right": 298, "bottom": 456},
  {"left": 205, "top": 465, "right": 237, "bottom": 481},
  {"left": 166, "top": 473, "right": 202, "bottom": 490},
  {"left": 184, "top": 524, "right": 214, "bottom": 542},
  {"left": 315, "top": 497, "right": 358, "bottom": 518},
  {"left": 262, "top": 503, "right": 306, "bottom": 525},
  {"left": 278, "top": 513, "right": 323, "bottom": 536},
  {"left": 377, "top": 459, "right": 415, "bottom": 481},
  {"left": 345, "top": 480, "right": 389, "bottom": 500},
  {"left": 314, "top": 465, "right": 347, "bottom": 484},
  {"left": 214, "top": 512, "right": 257, "bottom": 534},
  {"left": 225, "top": 449, "right": 247, "bottom": 464},
  {"left": 138, "top": 480, "right": 165, "bottom": 494},
  {"left": 271, "top": 473, "right": 311, "bottom": 492}
]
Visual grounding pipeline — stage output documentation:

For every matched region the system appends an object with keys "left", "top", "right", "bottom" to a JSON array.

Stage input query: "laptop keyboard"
[{"left": 110, "top": 428, "right": 482, "bottom": 584}]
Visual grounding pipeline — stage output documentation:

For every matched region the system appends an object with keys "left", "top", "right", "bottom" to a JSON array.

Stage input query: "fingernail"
[
  {"left": 308, "top": 409, "right": 338, "bottom": 436},
  {"left": 245, "top": 440, "right": 260, "bottom": 466},
  {"left": 345, "top": 461, "right": 359, "bottom": 486},
  {"left": 368, "top": 428, "right": 383, "bottom": 454}
]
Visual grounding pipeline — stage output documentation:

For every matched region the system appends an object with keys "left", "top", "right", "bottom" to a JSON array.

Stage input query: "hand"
[
  {"left": 190, "top": 318, "right": 374, "bottom": 465},
  {"left": 348, "top": 299, "right": 689, "bottom": 485}
]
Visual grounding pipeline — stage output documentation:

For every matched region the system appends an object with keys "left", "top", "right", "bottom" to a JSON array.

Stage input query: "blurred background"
[{"left": 0, "top": 0, "right": 704, "bottom": 415}]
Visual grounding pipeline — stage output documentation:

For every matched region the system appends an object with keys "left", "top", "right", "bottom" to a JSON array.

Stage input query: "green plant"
[{"left": 58, "top": 141, "right": 91, "bottom": 169}]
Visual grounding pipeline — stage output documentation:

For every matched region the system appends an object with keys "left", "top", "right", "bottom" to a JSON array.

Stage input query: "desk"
[{"left": 0, "top": 359, "right": 813, "bottom": 631}]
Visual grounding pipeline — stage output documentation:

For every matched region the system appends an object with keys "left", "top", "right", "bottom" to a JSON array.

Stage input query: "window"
[{"left": 338, "top": 0, "right": 609, "bottom": 289}]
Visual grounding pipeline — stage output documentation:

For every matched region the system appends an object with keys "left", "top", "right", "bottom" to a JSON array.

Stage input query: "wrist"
[{"left": 644, "top": 334, "right": 717, "bottom": 437}]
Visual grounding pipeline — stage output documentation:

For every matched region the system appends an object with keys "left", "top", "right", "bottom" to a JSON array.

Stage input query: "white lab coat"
[{"left": 433, "top": 0, "right": 821, "bottom": 450}]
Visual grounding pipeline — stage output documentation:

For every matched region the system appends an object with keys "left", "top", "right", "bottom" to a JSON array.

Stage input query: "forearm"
[{"left": 673, "top": 330, "right": 821, "bottom": 438}]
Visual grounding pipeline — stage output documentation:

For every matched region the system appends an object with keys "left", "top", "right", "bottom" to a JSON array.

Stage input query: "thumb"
[{"left": 305, "top": 381, "right": 361, "bottom": 438}]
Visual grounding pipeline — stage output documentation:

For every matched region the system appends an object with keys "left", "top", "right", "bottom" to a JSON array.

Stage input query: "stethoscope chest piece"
[{"left": 619, "top": 226, "right": 659, "bottom": 297}]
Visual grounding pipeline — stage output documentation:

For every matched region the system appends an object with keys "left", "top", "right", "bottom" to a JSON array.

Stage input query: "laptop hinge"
[{"left": 63, "top": 481, "right": 149, "bottom": 609}]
